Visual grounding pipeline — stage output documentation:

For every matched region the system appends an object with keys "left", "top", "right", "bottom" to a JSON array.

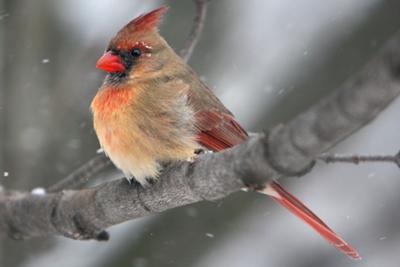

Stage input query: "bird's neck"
[
  {"left": 104, "top": 72, "right": 128, "bottom": 86},
  {"left": 91, "top": 85, "right": 137, "bottom": 118}
]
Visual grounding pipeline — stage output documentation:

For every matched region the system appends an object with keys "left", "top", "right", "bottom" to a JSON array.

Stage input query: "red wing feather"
[{"left": 195, "top": 110, "right": 248, "bottom": 152}]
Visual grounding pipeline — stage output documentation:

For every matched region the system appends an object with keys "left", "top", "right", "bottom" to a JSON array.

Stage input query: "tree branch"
[
  {"left": 180, "top": 0, "right": 210, "bottom": 62},
  {"left": 1, "top": 28, "right": 400, "bottom": 240},
  {"left": 318, "top": 151, "right": 400, "bottom": 167}
]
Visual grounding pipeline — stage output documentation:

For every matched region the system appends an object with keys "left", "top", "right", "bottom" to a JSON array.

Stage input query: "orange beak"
[{"left": 96, "top": 51, "right": 126, "bottom": 73}]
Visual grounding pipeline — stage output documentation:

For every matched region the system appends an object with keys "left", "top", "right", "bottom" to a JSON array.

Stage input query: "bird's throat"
[
  {"left": 105, "top": 72, "right": 128, "bottom": 86},
  {"left": 91, "top": 86, "right": 136, "bottom": 118}
]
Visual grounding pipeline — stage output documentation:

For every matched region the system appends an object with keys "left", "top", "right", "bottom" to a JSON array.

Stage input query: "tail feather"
[{"left": 261, "top": 181, "right": 361, "bottom": 260}]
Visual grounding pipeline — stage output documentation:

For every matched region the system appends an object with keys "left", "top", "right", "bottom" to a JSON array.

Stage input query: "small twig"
[
  {"left": 47, "top": 154, "right": 111, "bottom": 192},
  {"left": 318, "top": 151, "right": 400, "bottom": 168},
  {"left": 180, "top": 0, "right": 210, "bottom": 62}
]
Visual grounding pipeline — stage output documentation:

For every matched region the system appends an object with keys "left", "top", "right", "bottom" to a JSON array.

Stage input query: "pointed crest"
[
  {"left": 110, "top": 6, "right": 168, "bottom": 51},
  {"left": 124, "top": 6, "right": 168, "bottom": 34}
]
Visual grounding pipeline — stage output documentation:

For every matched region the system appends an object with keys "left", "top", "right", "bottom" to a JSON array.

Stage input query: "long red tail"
[
  {"left": 261, "top": 181, "right": 361, "bottom": 260},
  {"left": 194, "top": 111, "right": 360, "bottom": 259}
]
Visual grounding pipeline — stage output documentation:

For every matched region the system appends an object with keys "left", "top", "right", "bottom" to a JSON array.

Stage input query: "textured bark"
[{"left": 1, "top": 29, "right": 400, "bottom": 242}]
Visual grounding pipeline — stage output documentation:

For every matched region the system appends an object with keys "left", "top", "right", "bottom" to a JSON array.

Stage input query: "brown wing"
[
  {"left": 183, "top": 73, "right": 248, "bottom": 151},
  {"left": 195, "top": 110, "right": 248, "bottom": 151}
]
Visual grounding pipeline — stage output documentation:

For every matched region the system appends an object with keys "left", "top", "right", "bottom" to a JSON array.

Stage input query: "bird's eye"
[{"left": 131, "top": 48, "right": 141, "bottom": 57}]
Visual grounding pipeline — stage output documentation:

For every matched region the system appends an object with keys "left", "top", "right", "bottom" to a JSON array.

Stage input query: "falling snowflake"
[
  {"left": 205, "top": 233, "right": 215, "bottom": 238},
  {"left": 31, "top": 187, "right": 46, "bottom": 196}
]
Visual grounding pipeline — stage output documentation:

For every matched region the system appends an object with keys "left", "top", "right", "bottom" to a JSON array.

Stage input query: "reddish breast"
[
  {"left": 91, "top": 86, "right": 136, "bottom": 119},
  {"left": 91, "top": 86, "right": 138, "bottom": 155}
]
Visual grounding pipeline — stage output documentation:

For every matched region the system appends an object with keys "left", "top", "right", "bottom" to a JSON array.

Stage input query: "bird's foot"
[
  {"left": 145, "top": 177, "right": 157, "bottom": 185},
  {"left": 124, "top": 173, "right": 158, "bottom": 188},
  {"left": 189, "top": 149, "right": 213, "bottom": 162},
  {"left": 194, "top": 148, "right": 213, "bottom": 155},
  {"left": 194, "top": 148, "right": 205, "bottom": 155},
  {"left": 124, "top": 175, "right": 141, "bottom": 187},
  {"left": 186, "top": 155, "right": 198, "bottom": 163}
]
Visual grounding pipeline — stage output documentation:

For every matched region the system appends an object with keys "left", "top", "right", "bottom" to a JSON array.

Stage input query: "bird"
[{"left": 91, "top": 6, "right": 360, "bottom": 260}]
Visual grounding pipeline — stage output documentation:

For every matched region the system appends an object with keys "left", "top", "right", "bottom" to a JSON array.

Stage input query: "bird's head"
[{"left": 96, "top": 6, "right": 174, "bottom": 84}]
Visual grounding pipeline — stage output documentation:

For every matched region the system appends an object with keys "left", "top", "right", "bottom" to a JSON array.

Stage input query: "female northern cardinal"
[{"left": 91, "top": 6, "right": 360, "bottom": 260}]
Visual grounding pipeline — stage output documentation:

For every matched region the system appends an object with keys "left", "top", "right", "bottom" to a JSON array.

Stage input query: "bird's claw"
[
  {"left": 189, "top": 149, "right": 213, "bottom": 162},
  {"left": 187, "top": 155, "right": 198, "bottom": 163},
  {"left": 194, "top": 148, "right": 205, "bottom": 155},
  {"left": 124, "top": 175, "right": 141, "bottom": 187}
]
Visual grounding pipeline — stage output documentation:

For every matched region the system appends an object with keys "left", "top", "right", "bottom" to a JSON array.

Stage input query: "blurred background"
[{"left": 1, "top": 0, "right": 400, "bottom": 266}]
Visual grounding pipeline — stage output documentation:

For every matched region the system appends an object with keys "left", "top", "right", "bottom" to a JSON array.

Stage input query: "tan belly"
[
  {"left": 96, "top": 120, "right": 197, "bottom": 184},
  {"left": 91, "top": 81, "right": 200, "bottom": 184},
  {"left": 92, "top": 101, "right": 198, "bottom": 184}
]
